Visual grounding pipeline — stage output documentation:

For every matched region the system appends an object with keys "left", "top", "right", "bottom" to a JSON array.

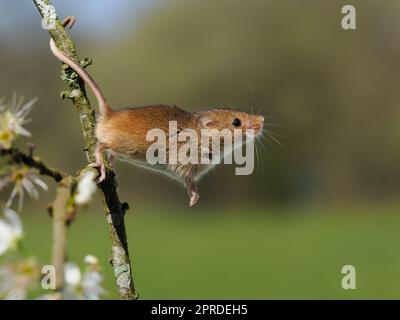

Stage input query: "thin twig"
[
  {"left": 33, "top": 0, "right": 137, "bottom": 299},
  {"left": 49, "top": 176, "right": 75, "bottom": 290},
  {"left": 1, "top": 147, "right": 74, "bottom": 292},
  {"left": 0, "top": 147, "right": 66, "bottom": 182}
]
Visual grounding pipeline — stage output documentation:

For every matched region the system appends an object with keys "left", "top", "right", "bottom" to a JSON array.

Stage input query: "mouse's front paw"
[
  {"left": 88, "top": 162, "right": 106, "bottom": 183},
  {"left": 97, "top": 164, "right": 106, "bottom": 183},
  {"left": 189, "top": 191, "right": 200, "bottom": 207}
]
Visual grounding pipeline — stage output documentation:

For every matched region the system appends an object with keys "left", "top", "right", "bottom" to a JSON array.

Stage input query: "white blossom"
[
  {"left": 64, "top": 262, "right": 82, "bottom": 287},
  {"left": 0, "top": 166, "right": 48, "bottom": 211},
  {"left": 0, "top": 208, "right": 23, "bottom": 256},
  {"left": 75, "top": 171, "right": 97, "bottom": 205},
  {"left": 63, "top": 257, "right": 106, "bottom": 300},
  {"left": 81, "top": 271, "right": 105, "bottom": 300},
  {"left": 84, "top": 254, "right": 99, "bottom": 265},
  {"left": 0, "top": 94, "right": 36, "bottom": 149},
  {"left": 0, "top": 258, "right": 39, "bottom": 300}
]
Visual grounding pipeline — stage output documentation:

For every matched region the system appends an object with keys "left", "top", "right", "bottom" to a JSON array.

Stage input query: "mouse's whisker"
[
  {"left": 264, "top": 126, "right": 282, "bottom": 136},
  {"left": 267, "top": 130, "right": 285, "bottom": 139},
  {"left": 254, "top": 139, "right": 260, "bottom": 173},
  {"left": 260, "top": 131, "right": 273, "bottom": 146},
  {"left": 263, "top": 114, "right": 280, "bottom": 120},
  {"left": 255, "top": 107, "right": 267, "bottom": 118},
  {"left": 258, "top": 136, "right": 269, "bottom": 155},
  {"left": 256, "top": 137, "right": 266, "bottom": 174},
  {"left": 265, "top": 107, "right": 281, "bottom": 113},
  {"left": 265, "top": 123, "right": 283, "bottom": 127},
  {"left": 266, "top": 130, "right": 285, "bottom": 149},
  {"left": 257, "top": 135, "right": 271, "bottom": 160},
  {"left": 247, "top": 106, "right": 255, "bottom": 116}
]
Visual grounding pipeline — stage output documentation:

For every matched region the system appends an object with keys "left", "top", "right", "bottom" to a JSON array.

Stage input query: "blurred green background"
[{"left": 2, "top": 0, "right": 400, "bottom": 299}]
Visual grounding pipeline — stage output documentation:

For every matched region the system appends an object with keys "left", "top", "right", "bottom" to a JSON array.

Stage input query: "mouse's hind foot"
[
  {"left": 91, "top": 145, "right": 107, "bottom": 183},
  {"left": 185, "top": 178, "right": 200, "bottom": 207},
  {"left": 189, "top": 191, "right": 200, "bottom": 207}
]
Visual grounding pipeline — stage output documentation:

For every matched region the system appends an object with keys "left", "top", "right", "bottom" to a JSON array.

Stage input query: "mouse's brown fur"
[{"left": 50, "top": 17, "right": 264, "bottom": 206}]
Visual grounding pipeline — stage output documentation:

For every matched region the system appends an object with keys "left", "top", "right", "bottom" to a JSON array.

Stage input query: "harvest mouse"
[{"left": 49, "top": 17, "right": 265, "bottom": 206}]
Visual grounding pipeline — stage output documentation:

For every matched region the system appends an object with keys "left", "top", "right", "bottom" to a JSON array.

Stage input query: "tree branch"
[
  {"left": 33, "top": 0, "right": 137, "bottom": 299},
  {"left": 1, "top": 145, "right": 75, "bottom": 293},
  {"left": 1, "top": 147, "right": 66, "bottom": 182},
  {"left": 49, "top": 176, "right": 75, "bottom": 290}
]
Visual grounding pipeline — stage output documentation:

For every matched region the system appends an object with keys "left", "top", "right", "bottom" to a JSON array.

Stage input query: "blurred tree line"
[{"left": 2, "top": 0, "right": 400, "bottom": 208}]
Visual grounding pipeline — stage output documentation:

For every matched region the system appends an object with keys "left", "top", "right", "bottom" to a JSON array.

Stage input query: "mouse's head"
[{"left": 196, "top": 109, "right": 264, "bottom": 142}]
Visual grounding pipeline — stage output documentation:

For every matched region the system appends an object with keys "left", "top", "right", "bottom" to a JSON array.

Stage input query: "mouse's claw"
[
  {"left": 88, "top": 162, "right": 97, "bottom": 168},
  {"left": 88, "top": 161, "right": 106, "bottom": 183},
  {"left": 185, "top": 179, "right": 200, "bottom": 207},
  {"left": 62, "top": 16, "right": 76, "bottom": 29},
  {"left": 189, "top": 191, "right": 200, "bottom": 207},
  {"left": 98, "top": 165, "right": 106, "bottom": 183}
]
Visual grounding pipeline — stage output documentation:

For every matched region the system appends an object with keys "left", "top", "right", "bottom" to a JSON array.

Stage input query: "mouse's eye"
[{"left": 232, "top": 118, "right": 241, "bottom": 127}]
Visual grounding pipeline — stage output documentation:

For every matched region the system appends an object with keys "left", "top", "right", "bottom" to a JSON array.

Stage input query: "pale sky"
[{"left": 0, "top": 0, "right": 161, "bottom": 45}]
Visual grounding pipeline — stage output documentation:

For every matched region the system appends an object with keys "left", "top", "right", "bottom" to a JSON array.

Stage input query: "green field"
[{"left": 22, "top": 205, "right": 400, "bottom": 299}]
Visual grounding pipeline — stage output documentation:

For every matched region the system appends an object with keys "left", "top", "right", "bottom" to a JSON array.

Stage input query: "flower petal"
[
  {"left": 64, "top": 262, "right": 82, "bottom": 287},
  {"left": 82, "top": 271, "right": 106, "bottom": 300},
  {"left": 0, "top": 176, "right": 11, "bottom": 190},
  {"left": 15, "top": 98, "right": 37, "bottom": 119},
  {"left": 0, "top": 220, "right": 13, "bottom": 256},
  {"left": 21, "top": 178, "right": 38, "bottom": 199},
  {"left": 3, "top": 208, "right": 22, "bottom": 237},
  {"left": 84, "top": 255, "right": 99, "bottom": 266},
  {"left": 32, "top": 177, "right": 48, "bottom": 191},
  {"left": 75, "top": 171, "right": 97, "bottom": 205},
  {"left": 6, "top": 185, "right": 19, "bottom": 208},
  {"left": 14, "top": 124, "right": 32, "bottom": 137},
  {"left": 0, "top": 224, "right": 12, "bottom": 256}
]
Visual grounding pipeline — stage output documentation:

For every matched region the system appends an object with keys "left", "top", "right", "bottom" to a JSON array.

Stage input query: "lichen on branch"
[{"left": 32, "top": 0, "right": 137, "bottom": 300}]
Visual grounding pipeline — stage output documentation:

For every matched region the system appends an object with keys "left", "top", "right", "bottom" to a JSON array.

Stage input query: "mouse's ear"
[{"left": 196, "top": 114, "right": 214, "bottom": 128}]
